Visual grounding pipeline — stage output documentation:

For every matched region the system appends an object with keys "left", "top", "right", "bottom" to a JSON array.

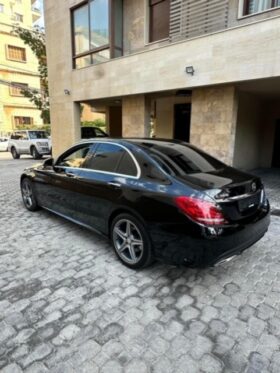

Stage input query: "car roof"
[{"left": 76, "top": 137, "right": 188, "bottom": 147}]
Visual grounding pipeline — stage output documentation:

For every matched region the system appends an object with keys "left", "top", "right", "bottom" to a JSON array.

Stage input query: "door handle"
[
  {"left": 108, "top": 181, "right": 121, "bottom": 188},
  {"left": 66, "top": 172, "right": 77, "bottom": 178}
]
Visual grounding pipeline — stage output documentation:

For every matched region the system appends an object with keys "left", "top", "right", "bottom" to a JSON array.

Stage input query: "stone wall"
[
  {"left": 122, "top": 95, "right": 150, "bottom": 137},
  {"left": 190, "top": 86, "right": 238, "bottom": 165}
]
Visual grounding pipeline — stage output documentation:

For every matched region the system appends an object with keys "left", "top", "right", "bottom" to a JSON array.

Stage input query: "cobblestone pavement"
[{"left": 0, "top": 154, "right": 280, "bottom": 373}]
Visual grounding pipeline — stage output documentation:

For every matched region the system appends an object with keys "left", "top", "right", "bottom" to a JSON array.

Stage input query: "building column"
[
  {"left": 50, "top": 101, "right": 81, "bottom": 157},
  {"left": 122, "top": 95, "right": 150, "bottom": 137},
  {"left": 190, "top": 86, "right": 238, "bottom": 165}
]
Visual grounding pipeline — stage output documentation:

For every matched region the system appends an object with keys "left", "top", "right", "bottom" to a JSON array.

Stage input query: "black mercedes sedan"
[{"left": 20, "top": 139, "right": 270, "bottom": 269}]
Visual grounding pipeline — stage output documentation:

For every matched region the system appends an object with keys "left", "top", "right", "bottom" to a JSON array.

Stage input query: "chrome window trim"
[{"left": 55, "top": 140, "right": 141, "bottom": 180}]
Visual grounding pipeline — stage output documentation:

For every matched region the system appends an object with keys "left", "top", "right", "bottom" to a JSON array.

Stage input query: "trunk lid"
[{"left": 176, "top": 167, "right": 263, "bottom": 222}]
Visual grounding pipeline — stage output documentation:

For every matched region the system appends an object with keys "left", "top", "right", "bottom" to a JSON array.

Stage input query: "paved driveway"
[{"left": 0, "top": 154, "right": 280, "bottom": 373}]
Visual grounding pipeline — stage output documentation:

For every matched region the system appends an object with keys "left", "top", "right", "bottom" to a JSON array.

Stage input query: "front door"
[
  {"left": 34, "top": 144, "right": 92, "bottom": 217},
  {"left": 272, "top": 120, "right": 280, "bottom": 168},
  {"left": 174, "top": 103, "right": 191, "bottom": 142}
]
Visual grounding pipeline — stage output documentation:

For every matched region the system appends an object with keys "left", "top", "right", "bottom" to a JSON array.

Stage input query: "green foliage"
[
  {"left": 81, "top": 119, "right": 106, "bottom": 129},
  {"left": 13, "top": 26, "right": 49, "bottom": 124}
]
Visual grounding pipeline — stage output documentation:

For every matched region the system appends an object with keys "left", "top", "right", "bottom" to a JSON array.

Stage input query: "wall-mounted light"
[
  {"left": 64, "top": 89, "right": 71, "bottom": 95},
  {"left": 185, "top": 66, "right": 195, "bottom": 75}
]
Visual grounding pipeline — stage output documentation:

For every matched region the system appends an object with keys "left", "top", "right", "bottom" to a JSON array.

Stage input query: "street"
[{"left": 0, "top": 153, "right": 280, "bottom": 373}]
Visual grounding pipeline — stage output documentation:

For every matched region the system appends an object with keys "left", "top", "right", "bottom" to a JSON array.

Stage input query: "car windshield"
[
  {"left": 135, "top": 141, "right": 226, "bottom": 176},
  {"left": 28, "top": 131, "right": 48, "bottom": 139}
]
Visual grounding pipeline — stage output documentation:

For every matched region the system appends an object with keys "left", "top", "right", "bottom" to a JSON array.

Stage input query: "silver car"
[{"left": 8, "top": 130, "right": 51, "bottom": 159}]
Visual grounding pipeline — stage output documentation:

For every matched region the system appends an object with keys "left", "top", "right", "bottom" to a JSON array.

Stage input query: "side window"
[
  {"left": 57, "top": 145, "right": 91, "bottom": 168},
  {"left": 21, "top": 132, "right": 28, "bottom": 140},
  {"left": 116, "top": 152, "right": 137, "bottom": 177},
  {"left": 85, "top": 143, "right": 124, "bottom": 173},
  {"left": 94, "top": 128, "right": 107, "bottom": 137}
]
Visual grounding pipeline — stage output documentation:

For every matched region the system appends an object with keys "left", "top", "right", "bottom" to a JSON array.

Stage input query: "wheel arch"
[{"left": 108, "top": 207, "right": 147, "bottom": 238}]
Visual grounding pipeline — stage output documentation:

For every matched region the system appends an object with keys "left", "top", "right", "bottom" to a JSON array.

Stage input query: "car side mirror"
[{"left": 43, "top": 157, "right": 54, "bottom": 168}]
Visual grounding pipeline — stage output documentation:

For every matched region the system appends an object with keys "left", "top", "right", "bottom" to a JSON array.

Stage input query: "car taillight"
[{"left": 175, "top": 196, "right": 227, "bottom": 226}]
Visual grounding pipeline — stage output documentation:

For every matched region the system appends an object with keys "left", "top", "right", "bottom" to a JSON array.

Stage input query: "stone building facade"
[
  {"left": 0, "top": 0, "right": 43, "bottom": 136},
  {"left": 45, "top": 0, "right": 280, "bottom": 169}
]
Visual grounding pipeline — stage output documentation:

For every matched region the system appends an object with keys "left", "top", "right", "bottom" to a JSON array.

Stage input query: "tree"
[{"left": 13, "top": 25, "right": 50, "bottom": 124}]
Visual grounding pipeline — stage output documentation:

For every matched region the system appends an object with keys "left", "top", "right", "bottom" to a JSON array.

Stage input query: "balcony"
[{"left": 32, "top": 6, "right": 41, "bottom": 22}]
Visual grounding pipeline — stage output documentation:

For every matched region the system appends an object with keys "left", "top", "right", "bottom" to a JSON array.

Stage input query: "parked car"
[
  {"left": 0, "top": 137, "right": 8, "bottom": 152},
  {"left": 8, "top": 130, "right": 51, "bottom": 159},
  {"left": 81, "top": 126, "right": 108, "bottom": 139},
  {"left": 20, "top": 139, "right": 270, "bottom": 269}
]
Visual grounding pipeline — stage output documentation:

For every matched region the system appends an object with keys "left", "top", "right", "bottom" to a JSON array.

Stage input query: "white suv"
[{"left": 8, "top": 130, "right": 51, "bottom": 159}]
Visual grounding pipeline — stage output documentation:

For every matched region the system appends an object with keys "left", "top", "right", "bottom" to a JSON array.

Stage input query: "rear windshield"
[
  {"left": 136, "top": 141, "right": 226, "bottom": 176},
  {"left": 28, "top": 131, "right": 48, "bottom": 139}
]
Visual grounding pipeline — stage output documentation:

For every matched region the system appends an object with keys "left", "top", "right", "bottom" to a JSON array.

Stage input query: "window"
[
  {"left": 14, "top": 117, "right": 33, "bottom": 126},
  {"left": 0, "top": 4, "right": 4, "bottom": 13},
  {"left": 116, "top": 152, "right": 137, "bottom": 176},
  {"left": 85, "top": 143, "right": 124, "bottom": 172},
  {"left": 7, "top": 45, "right": 26, "bottom": 62},
  {"left": 84, "top": 143, "right": 137, "bottom": 176},
  {"left": 149, "top": 0, "right": 170, "bottom": 42},
  {"left": 137, "top": 142, "right": 225, "bottom": 176},
  {"left": 58, "top": 145, "right": 91, "bottom": 168},
  {"left": 72, "top": 0, "right": 123, "bottom": 69},
  {"left": 94, "top": 128, "right": 107, "bottom": 137},
  {"left": 11, "top": 131, "right": 24, "bottom": 140},
  {"left": 243, "top": 0, "right": 280, "bottom": 15},
  {"left": 14, "top": 13, "right": 23, "bottom": 22},
  {"left": 10, "top": 82, "right": 28, "bottom": 96},
  {"left": 28, "top": 131, "right": 48, "bottom": 140}
]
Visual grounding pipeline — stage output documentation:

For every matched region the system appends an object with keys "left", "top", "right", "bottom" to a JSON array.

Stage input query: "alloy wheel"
[
  {"left": 113, "top": 219, "right": 144, "bottom": 265},
  {"left": 21, "top": 180, "right": 33, "bottom": 208}
]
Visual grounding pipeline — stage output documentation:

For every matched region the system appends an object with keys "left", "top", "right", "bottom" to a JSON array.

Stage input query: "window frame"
[
  {"left": 10, "top": 82, "right": 28, "bottom": 97},
  {"left": 14, "top": 12, "right": 23, "bottom": 22},
  {"left": 0, "top": 4, "right": 4, "bottom": 13},
  {"left": 148, "top": 0, "right": 170, "bottom": 43},
  {"left": 242, "top": 0, "right": 280, "bottom": 16},
  {"left": 6, "top": 45, "right": 26, "bottom": 62},
  {"left": 55, "top": 141, "right": 141, "bottom": 179},
  {"left": 14, "top": 116, "right": 33, "bottom": 127},
  {"left": 71, "top": 0, "right": 123, "bottom": 69}
]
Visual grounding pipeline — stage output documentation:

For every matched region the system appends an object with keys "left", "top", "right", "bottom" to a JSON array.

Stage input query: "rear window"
[{"left": 137, "top": 141, "right": 225, "bottom": 176}]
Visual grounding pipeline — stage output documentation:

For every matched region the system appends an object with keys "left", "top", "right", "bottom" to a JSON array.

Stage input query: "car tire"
[
  {"left": 21, "top": 178, "right": 39, "bottom": 211},
  {"left": 11, "top": 147, "right": 20, "bottom": 159},
  {"left": 31, "top": 146, "right": 42, "bottom": 160},
  {"left": 110, "top": 213, "right": 154, "bottom": 269}
]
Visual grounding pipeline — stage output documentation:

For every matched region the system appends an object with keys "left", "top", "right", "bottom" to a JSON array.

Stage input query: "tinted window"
[
  {"left": 57, "top": 145, "right": 91, "bottom": 168},
  {"left": 94, "top": 128, "right": 107, "bottom": 137},
  {"left": 117, "top": 152, "right": 137, "bottom": 176},
  {"left": 135, "top": 141, "right": 225, "bottom": 175},
  {"left": 86, "top": 143, "right": 124, "bottom": 172}
]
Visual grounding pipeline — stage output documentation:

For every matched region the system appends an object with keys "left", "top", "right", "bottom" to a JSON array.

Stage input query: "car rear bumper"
[{"left": 150, "top": 207, "right": 270, "bottom": 267}]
